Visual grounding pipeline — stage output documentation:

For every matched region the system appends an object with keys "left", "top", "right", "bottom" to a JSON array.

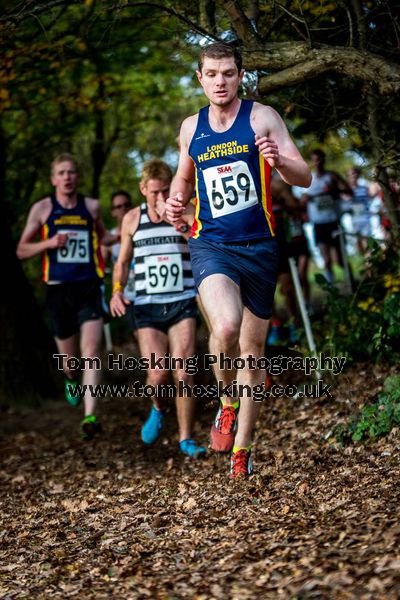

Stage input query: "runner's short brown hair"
[
  {"left": 51, "top": 153, "right": 79, "bottom": 174},
  {"left": 141, "top": 159, "right": 172, "bottom": 186},
  {"left": 198, "top": 41, "right": 242, "bottom": 73}
]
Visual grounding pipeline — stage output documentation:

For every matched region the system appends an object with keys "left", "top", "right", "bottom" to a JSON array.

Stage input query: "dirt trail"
[{"left": 1, "top": 359, "right": 399, "bottom": 599}]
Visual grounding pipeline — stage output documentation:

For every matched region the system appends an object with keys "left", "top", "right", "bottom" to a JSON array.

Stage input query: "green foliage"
[
  {"left": 318, "top": 242, "right": 400, "bottom": 364},
  {"left": 0, "top": 1, "right": 204, "bottom": 226},
  {"left": 3, "top": 0, "right": 399, "bottom": 219},
  {"left": 333, "top": 375, "right": 400, "bottom": 445}
]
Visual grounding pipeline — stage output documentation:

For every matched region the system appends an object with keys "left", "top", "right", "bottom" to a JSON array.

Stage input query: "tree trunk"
[
  {"left": 0, "top": 121, "right": 60, "bottom": 407},
  {"left": 90, "top": 71, "right": 121, "bottom": 199},
  {"left": 91, "top": 74, "right": 107, "bottom": 199},
  {"left": 351, "top": 0, "right": 400, "bottom": 245},
  {"left": 200, "top": 0, "right": 216, "bottom": 34}
]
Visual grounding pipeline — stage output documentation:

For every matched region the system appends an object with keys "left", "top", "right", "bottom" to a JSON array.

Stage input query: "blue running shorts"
[{"left": 188, "top": 237, "right": 279, "bottom": 320}]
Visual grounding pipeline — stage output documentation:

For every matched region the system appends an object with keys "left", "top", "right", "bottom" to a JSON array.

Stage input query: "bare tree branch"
[
  {"left": 200, "top": 0, "right": 216, "bottom": 35},
  {"left": 0, "top": 0, "right": 81, "bottom": 24},
  {"left": 3, "top": 0, "right": 400, "bottom": 99},
  {"left": 107, "top": 2, "right": 217, "bottom": 41},
  {"left": 351, "top": 0, "right": 366, "bottom": 48},
  {"left": 341, "top": 2, "right": 354, "bottom": 48},
  {"left": 247, "top": 0, "right": 259, "bottom": 25},
  {"left": 217, "top": 0, "right": 261, "bottom": 46},
  {"left": 248, "top": 44, "right": 400, "bottom": 96}
]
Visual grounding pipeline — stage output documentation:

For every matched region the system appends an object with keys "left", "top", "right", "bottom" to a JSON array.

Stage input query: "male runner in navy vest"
[
  {"left": 166, "top": 42, "right": 311, "bottom": 477},
  {"left": 110, "top": 159, "right": 206, "bottom": 458},
  {"left": 17, "top": 154, "right": 116, "bottom": 440}
]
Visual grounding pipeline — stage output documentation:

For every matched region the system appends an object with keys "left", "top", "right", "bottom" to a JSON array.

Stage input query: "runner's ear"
[{"left": 139, "top": 181, "right": 147, "bottom": 197}]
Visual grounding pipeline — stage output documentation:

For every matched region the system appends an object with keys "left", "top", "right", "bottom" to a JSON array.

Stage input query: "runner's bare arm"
[
  {"left": 101, "top": 243, "right": 112, "bottom": 265},
  {"left": 252, "top": 103, "right": 311, "bottom": 188},
  {"left": 110, "top": 208, "right": 139, "bottom": 317},
  {"left": 86, "top": 198, "right": 119, "bottom": 246},
  {"left": 181, "top": 201, "right": 195, "bottom": 225},
  {"left": 158, "top": 196, "right": 195, "bottom": 225},
  {"left": 166, "top": 116, "right": 197, "bottom": 223},
  {"left": 16, "top": 198, "right": 68, "bottom": 259},
  {"left": 101, "top": 228, "right": 120, "bottom": 246},
  {"left": 299, "top": 192, "right": 311, "bottom": 209},
  {"left": 177, "top": 202, "right": 196, "bottom": 240},
  {"left": 369, "top": 181, "right": 381, "bottom": 197}
]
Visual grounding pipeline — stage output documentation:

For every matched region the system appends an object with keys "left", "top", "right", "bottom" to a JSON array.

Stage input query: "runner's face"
[
  {"left": 51, "top": 161, "right": 79, "bottom": 195},
  {"left": 197, "top": 57, "right": 243, "bottom": 107},
  {"left": 347, "top": 170, "right": 358, "bottom": 186},
  {"left": 311, "top": 154, "right": 324, "bottom": 171},
  {"left": 141, "top": 178, "right": 170, "bottom": 210},
  {"left": 111, "top": 194, "right": 131, "bottom": 224}
]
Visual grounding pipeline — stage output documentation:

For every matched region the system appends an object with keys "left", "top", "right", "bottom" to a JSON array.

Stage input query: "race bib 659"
[{"left": 203, "top": 161, "right": 258, "bottom": 219}]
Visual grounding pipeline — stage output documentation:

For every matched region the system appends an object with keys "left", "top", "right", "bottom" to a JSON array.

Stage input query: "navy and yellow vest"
[
  {"left": 133, "top": 203, "right": 196, "bottom": 305},
  {"left": 41, "top": 194, "right": 104, "bottom": 283},
  {"left": 189, "top": 99, "right": 275, "bottom": 242}
]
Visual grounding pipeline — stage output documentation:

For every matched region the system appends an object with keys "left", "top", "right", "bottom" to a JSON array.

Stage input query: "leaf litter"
[{"left": 0, "top": 359, "right": 399, "bottom": 599}]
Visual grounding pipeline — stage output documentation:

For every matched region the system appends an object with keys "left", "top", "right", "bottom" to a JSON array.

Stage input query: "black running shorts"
[
  {"left": 45, "top": 280, "right": 104, "bottom": 339},
  {"left": 134, "top": 297, "right": 198, "bottom": 333}
]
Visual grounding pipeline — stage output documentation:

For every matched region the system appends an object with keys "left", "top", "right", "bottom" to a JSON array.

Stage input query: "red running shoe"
[
  {"left": 230, "top": 448, "right": 253, "bottom": 478},
  {"left": 210, "top": 402, "right": 238, "bottom": 453},
  {"left": 265, "top": 373, "right": 272, "bottom": 390}
]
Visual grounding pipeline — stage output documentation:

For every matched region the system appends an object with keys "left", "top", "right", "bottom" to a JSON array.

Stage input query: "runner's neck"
[
  {"left": 147, "top": 203, "right": 163, "bottom": 225},
  {"left": 208, "top": 97, "right": 241, "bottom": 133},
  {"left": 55, "top": 191, "right": 79, "bottom": 208}
]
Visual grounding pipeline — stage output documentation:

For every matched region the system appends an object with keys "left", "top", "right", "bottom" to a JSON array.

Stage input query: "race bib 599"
[{"left": 144, "top": 254, "right": 183, "bottom": 294}]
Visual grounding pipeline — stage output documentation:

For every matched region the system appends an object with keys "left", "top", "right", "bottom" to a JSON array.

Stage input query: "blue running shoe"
[
  {"left": 267, "top": 324, "right": 283, "bottom": 346},
  {"left": 287, "top": 323, "right": 299, "bottom": 344},
  {"left": 141, "top": 406, "right": 165, "bottom": 445},
  {"left": 179, "top": 439, "right": 207, "bottom": 458},
  {"left": 324, "top": 270, "right": 334, "bottom": 285}
]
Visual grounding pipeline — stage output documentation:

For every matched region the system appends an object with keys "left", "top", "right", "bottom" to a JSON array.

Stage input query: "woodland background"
[{"left": 1, "top": 2, "right": 400, "bottom": 598}]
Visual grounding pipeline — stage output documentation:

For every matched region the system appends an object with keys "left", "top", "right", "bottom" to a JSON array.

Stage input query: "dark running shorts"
[
  {"left": 288, "top": 239, "right": 310, "bottom": 261},
  {"left": 134, "top": 297, "right": 198, "bottom": 333},
  {"left": 45, "top": 280, "right": 103, "bottom": 339},
  {"left": 314, "top": 222, "right": 340, "bottom": 247},
  {"left": 125, "top": 302, "right": 138, "bottom": 332},
  {"left": 278, "top": 239, "right": 310, "bottom": 274},
  {"left": 100, "top": 282, "right": 110, "bottom": 325},
  {"left": 188, "top": 237, "right": 279, "bottom": 320},
  {"left": 277, "top": 242, "right": 290, "bottom": 275}
]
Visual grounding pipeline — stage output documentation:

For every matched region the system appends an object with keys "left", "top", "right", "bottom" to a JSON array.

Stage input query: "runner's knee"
[
  {"left": 212, "top": 321, "right": 240, "bottom": 349},
  {"left": 240, "top": 344, "right": 265, "bottom": 361},
  {"left": 147, "top": 370, "right": 170, "bottom": 387},
  {"left": 171, "top": 369, "right": 192, "bottom": 385},
  {"left": 80, "top": 341, "right": 102, "bottom": 359}
]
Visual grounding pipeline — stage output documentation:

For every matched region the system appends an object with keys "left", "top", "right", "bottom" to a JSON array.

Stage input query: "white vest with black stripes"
[{"left": 133, "top": 203, "right": 196, "bottom": 305}]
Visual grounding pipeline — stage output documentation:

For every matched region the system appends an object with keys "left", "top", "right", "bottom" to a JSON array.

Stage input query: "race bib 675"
[{"left": 56, "top": 230, "right": 89, "bottom": 263}]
